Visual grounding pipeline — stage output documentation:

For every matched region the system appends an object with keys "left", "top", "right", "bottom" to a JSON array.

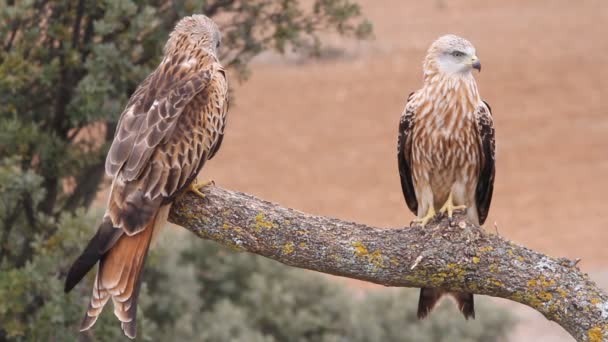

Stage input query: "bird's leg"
[
  {"left": 187, "top": 179, "right": 215, "bottom": 199},
  {"left": 439, "top": 192, "right": 467, "bottom": 218},
  {"left": 413, "top": 206, "right": 437, "bottom": 227}
]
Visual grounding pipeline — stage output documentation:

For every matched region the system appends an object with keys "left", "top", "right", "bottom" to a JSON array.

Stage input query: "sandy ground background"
[
  {"left": 211, "top": 0, "right": 608, "bottom": 268},
  {"left": 98, "top": 1, "right": 607, "bottom": 340}
]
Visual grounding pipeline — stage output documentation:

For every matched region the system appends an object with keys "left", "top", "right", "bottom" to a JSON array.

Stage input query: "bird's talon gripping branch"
[
  {"left": 439, "top": 193, "right": 467, "bottom": 218},
  {"left": 188, "top": 179, "right": 215, "bottom": 199},
  {"left": 413, "top": 207, "right": 436, "bottom": 227}
]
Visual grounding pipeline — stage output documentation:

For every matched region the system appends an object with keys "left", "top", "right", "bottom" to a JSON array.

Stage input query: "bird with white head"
[{"left": 397, "top": 34, "right": 496, "bottom": 320}]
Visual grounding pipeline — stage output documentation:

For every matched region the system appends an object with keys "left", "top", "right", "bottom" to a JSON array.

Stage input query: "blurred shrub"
[{"left": 178, "top": 239, "right": 515, "bottom": 342}]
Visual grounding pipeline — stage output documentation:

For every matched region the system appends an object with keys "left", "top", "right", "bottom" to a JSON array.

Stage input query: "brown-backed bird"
[{"left": 64, "top": 14, "right": 228, "bottom": 339}]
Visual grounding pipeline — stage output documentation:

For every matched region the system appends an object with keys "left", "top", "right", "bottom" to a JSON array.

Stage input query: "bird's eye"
[
  {"left": 216, "top": 41, "right": 221, "bottom": 49},
  {"left": 451, "top": 51, "right": 465, "bottom": 57}
]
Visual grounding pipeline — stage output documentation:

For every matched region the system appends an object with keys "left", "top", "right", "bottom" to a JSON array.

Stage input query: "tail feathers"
[
  {"left": 119, "top": 279, "right": 143, "bottom": 339},
  {"left": 79, "top": 273, "right": 111, "bottom": 331},
  {"left": 417, "top": 287, "right": 444, "bottom": 319},
  {"left": 65, "top": 218, "right": 122, "bottom": 293},
  {"left": 417, "top": 288, "right": 475, "bottom": 320},
  {"left": 79, "top": 214, "right": 156, "bottom": 339},
  {"left": 452, "top": 291, "right": 475, "bottom": 319}
]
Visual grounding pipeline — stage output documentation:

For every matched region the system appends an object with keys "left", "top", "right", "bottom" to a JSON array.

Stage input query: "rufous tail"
[
  {"left": 80, "top": 214, "right": 156, "bottom": 339},
  {"left": 65, "top": 209, "right": 160, "bottom": 339}
]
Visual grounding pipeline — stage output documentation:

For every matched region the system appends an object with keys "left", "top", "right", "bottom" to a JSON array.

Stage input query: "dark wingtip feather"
[{"left": 64, "top": 219, "right": 122, "bottom": 293}]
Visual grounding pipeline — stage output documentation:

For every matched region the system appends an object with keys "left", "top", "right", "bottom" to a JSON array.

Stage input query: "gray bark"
[{"left": 168, "top": 186, "right": 608, "bottom": 342}]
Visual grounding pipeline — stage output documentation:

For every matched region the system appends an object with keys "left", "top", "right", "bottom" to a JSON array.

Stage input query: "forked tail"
[
  {"left": 417, "top": 287, "right": 475, "bottom": 320},
  {"left": 65, "top": 212, "right": 158, "bottom": 339}
]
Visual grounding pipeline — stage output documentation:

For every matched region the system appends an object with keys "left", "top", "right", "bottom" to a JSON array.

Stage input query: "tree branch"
[{"left": 168, "top": 186, "right": 608, "bottom": 342}]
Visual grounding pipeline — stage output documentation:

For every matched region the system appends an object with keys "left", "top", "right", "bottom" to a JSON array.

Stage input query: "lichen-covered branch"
[{"left": 168, "top": 186, "right": 608, "bottom": 342}]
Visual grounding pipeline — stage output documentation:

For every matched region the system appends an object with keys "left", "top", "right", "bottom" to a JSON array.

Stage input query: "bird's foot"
[
  {"left": 439, "top": 193, "right": 466, "bottom": 218},
  {"left": 413, "top": 207, "right": 437, "bottom": 227},
  {"left": 188, "top": 179, "right": 215, "bottom": 199}
]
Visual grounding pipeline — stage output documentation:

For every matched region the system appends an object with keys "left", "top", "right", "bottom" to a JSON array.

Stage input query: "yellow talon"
[
  {"left": 413, "top": 206, "right": 436, "bottom": 227},
  {"left": 439, "top": 193, "right": 466, "bottom": 218},
  {"left": 188, "top": 179, "right": 215, "bottom": 199}
]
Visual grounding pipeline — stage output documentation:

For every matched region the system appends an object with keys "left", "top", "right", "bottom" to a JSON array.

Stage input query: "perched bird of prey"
[
  {"left": 64, "top": 15, "right": 228, "bottom": 339},
  {"left": 397, "top": 35, "right": 495, "bottom": 319}
]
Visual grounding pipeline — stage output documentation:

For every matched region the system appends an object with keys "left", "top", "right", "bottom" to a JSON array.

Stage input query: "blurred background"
[{"left": 1, "top": 0, "right": 606, "bottom": 341}]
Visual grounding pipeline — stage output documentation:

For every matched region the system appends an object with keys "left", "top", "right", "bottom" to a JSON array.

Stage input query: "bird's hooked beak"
[{"left": 471, "top": 55, "right": 481, "bottom": 72}]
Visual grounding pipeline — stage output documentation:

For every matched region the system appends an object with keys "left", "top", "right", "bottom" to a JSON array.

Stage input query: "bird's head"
[
  {"left": 423, "top": 34, "right": 481, "bottom": 77},
  {"left": 166, "top": 14, "right": 222, "bottom": 55}
]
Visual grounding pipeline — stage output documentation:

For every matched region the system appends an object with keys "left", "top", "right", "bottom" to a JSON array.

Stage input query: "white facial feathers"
[
  {"left": 425, "top": 35, "right": 479, "bottom": 76},
  {"left": 436, "top": 46, "right": 476, "bottom": 74}
]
